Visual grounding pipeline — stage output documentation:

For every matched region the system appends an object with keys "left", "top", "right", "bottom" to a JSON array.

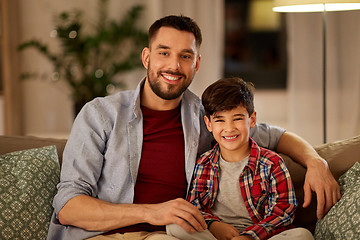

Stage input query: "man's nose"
[{"left": 169, "top": 55, "right": 180, "bottom": 70}]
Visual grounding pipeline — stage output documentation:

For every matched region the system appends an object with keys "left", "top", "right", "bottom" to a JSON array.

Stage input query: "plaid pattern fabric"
[{"left": 187, "top": 138, "right": 297, "bottom": 240}]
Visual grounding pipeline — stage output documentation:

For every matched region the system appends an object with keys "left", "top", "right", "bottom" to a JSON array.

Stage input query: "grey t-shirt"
[{"left": 211, "top": 155, "right": 253, "bottom": 232}]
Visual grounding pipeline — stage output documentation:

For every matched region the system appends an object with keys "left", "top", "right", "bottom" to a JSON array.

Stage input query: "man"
[{"left": 47, "top": 15, "right": 340, "bottom": 240}]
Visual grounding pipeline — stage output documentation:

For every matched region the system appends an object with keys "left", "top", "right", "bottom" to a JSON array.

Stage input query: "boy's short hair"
[
  {"left": 202, "top": 77, "right": 255, "bottom": 118},
  {"left": 148, "top": 15, "right": 202, "bottom": 48}
]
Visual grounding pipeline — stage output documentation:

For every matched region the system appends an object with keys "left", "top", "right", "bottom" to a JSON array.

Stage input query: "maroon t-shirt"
[{"left": 106, "top": 105, "right": 186, "bottom": 234}]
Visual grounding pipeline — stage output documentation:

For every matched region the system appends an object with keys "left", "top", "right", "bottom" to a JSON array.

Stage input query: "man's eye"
[
  {"left": 234, "top": 118, "right": 244, "bottom": 121},
  {"left": 215, "top": 120, "right": 224, "bottom": 123},
  {"left": 160, "top": 52, "right": 168, "bottom": 56},
  {"left": 182, "top": 55, "right": 191, "bottom": 60}
]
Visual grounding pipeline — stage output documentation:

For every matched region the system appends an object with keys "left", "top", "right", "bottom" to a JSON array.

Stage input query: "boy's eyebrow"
[
  {"left": 212, "top": 115, "right": 223, "bottom": 119},
  {"left": 212, "top": 113, "right": 246, "bottom": 119}
]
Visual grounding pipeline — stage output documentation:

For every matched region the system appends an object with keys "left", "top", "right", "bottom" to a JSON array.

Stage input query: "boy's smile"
[{"left": 204, "top": 105, "right": 256, "bottom": 162}]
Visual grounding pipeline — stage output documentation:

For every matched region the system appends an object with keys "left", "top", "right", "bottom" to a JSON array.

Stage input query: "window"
[{"left": 224, "top": 0, "right": 287, "bottom": 89}]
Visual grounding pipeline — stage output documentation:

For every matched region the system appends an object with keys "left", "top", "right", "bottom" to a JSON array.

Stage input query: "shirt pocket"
[
  {"left": 251, "top": 179, "right": 268, "bottom": 211},
  {"left": 193, "top": 179, "right": 213, "bottom": 206}
]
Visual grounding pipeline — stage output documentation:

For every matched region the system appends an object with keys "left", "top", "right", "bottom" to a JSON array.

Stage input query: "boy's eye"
[
  {"left": 234, "top": 117, "right": 244, "bottom": 121},
  {"left": 214, "top": 119, "right": 224, "bottom": 123}
]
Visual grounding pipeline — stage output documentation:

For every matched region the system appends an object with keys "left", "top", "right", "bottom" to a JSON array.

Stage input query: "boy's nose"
[{"left": 225, "top": 121, "right": 235, "bottom": 131}]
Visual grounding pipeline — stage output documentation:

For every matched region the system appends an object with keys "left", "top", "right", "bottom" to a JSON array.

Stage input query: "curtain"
[{"left": 286, "top": 11, "right": 360, "bottom": 145}]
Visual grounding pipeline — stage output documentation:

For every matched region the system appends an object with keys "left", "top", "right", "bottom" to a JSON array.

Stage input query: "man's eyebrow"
[
  {"left": 155, "top": 44, "right": 195, "bottom": 55},
  {"left": 234, "top": 113, "right": 246, "bottom": 117},
  {"left": 156, "top": 44, "right": 170, "bottom": 50},
  {"left": 182, "top": 49, "right": 195, "bottom": 55}
]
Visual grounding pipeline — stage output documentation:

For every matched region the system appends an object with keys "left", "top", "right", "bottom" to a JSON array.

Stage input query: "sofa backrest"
[
  {"left": 281, "top": 135, "right": 360, "bottom": 233},
  {"left": 0, "top": 135, "right": 67, "bottom": 165},
  {"left": 1, "top": 134, "right": 359, "bottom": 234}
]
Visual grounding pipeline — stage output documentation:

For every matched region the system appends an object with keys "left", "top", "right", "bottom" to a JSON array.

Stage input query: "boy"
[{"left": 167, "top": 77, "right": 313, "bottom": 240}]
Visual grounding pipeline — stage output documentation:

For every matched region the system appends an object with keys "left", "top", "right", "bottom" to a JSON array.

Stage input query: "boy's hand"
[
  {"left": 232, "top": 235, "right": 254, "bottom": 240},
  {"left": 209, "top": 221, "right": 240, "bottom": 240}
]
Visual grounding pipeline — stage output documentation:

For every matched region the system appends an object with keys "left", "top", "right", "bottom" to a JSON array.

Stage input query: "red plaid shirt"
[{"left": 187, "top": 138, "right": 297, "bottom": 240}]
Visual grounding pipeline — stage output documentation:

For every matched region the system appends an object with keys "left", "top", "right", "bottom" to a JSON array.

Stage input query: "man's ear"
[
  {"left": 195, "top": 54, "right": 201, "bottom": 73},
  {"left": 204, "top": 115, "right": 212, "bottom": 132},
  {"left": 250, "top": 111, "right": 257, "bottom": 128},
  {"left": 142, "top": 47, "right": 150, "bottom": 69}
]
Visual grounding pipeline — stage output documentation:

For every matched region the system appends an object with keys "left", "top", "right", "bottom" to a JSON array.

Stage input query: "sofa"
[{"left": 0, "top": 134, "right": 359, "bottom": 239}]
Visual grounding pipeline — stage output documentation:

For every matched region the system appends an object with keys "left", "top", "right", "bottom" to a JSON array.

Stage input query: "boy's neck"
[{"left": 219, "top": 142, "right": 251, "bottom": 162}]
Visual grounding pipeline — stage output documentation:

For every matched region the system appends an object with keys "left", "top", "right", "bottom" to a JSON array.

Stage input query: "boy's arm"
[
  {"left": 186, "top": 160, "right": 220, "bottom": 223},
  {"left": 251, "top": 123, "right": 340, "bottom": 219},
  {"left": 276, "top": 132, "right": 340, "bottom": 219},
  {"left": 242, "top": 158, "right": 297, "bottom": 240}
]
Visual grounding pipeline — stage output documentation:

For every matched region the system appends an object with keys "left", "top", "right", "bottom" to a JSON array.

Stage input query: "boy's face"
[{"left": 204, "top": 105, "right": 256, "bottom": 161}]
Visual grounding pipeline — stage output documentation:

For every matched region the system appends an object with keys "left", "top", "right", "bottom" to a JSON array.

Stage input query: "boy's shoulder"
[
  {"left": 250, "top": 139, "right": 283, "bottom": 166},
  {"left": 197, "top": 144, "right": 220, "bottom": 165}
]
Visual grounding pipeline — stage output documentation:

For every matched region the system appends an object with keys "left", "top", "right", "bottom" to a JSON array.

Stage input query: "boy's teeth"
[{"left": 224, "top": 136, "right": 237, "bottom": 140}]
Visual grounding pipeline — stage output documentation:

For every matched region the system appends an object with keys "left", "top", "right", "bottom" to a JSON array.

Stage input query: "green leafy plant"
[{"left": 18, "top": 0, "right": 147, "bottom": 114}]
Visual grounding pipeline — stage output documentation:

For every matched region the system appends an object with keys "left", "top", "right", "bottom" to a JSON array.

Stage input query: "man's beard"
[{"left": 147, "top": 62, "right": 193, "bottom": 100}]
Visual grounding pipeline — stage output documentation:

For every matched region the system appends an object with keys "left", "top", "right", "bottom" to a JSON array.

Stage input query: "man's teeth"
[
  {"left": 224, "top": 136, "right": 237, "bottom": 140},
  {"left": 163, "top": 75, "right": 180, "bottom": 81}
]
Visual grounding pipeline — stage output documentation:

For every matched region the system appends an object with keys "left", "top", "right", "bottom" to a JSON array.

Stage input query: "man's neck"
[{"left": 140, "top": 79, "right": 182, "bottom": 111}]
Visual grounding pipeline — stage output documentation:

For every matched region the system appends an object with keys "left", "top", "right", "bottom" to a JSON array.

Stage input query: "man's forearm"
[
  {"left": 276, "top": 131, "right": 325, "bottom": 168},
  {"left": 57, "top": 196, "right": 208, "bottom": 233},
  {"left": 58, "top": 195, "right": 146, "bottom": 231}
]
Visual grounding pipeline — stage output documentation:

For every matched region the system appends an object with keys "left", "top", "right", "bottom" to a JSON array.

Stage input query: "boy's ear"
[
  {"left": 204, "top": 115, "right": 212, "bottom": 132},
  {"left": 250, "top": 111, "right": 257, "bottom": 128}
]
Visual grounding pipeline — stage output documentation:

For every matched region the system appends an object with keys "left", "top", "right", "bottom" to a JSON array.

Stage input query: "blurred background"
[{"left": 0, "top": 0, "right": 359, "bottom": 145}]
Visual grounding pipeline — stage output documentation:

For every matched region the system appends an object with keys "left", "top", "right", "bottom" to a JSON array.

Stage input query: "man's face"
[{"left": 142, "top": 27, "right": 201, "bottom": 100}]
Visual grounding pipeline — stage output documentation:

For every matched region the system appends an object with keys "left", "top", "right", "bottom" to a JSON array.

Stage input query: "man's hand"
[
  {"left": 276, "top": 132, "right": 341, "bottom": 219},
  {"left": 303, "top": 157, "right": 341, "bottom": 219},
  {"left": 209, "top": 221, "right": 240, "bottom": 240},
  {"left": 144, "top": 198, "right": 207, "bottom": 233}
]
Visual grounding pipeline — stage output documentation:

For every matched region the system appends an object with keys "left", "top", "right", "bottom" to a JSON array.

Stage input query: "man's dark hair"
[
  {"left": 202, "top": 77, "right": 255, "bottom": 118},
  {"left": 148, "top": 15, "right": 202, "bottom": 48}
]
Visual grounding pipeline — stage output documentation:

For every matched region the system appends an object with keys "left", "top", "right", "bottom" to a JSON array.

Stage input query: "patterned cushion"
[
  {"left": 0, "top": 145, "right": 60, "bottom": 240},
  {"left": 314, "top": 162, "right": 360, "bottom": 239}
]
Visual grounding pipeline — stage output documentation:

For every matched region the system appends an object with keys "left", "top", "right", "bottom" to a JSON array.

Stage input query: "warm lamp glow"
[
  {"left": 249, "top": 0, "right": 281, "bottom": 31},
  {"left": 273, "top": 0, "right": 360, "bottom": 12}
]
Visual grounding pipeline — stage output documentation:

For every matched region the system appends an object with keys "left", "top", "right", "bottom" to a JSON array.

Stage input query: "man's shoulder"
[{"left": 87, "top": 89, "right": 138, "bottom": 109}]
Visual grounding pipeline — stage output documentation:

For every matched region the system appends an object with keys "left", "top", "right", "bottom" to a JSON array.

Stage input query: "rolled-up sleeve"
[
  {"left": 52, "top": 100, "right": 110, "bottom": 216},
  {"left": 250, "top": 123, "right": 286, "bottom": 150}
]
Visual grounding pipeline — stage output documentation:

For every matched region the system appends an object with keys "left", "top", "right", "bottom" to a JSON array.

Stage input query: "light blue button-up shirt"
[{"left": 47, "top": 80, "right": 285, "bottom": 240}]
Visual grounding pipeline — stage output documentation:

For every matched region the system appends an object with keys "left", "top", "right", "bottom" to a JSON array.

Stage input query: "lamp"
[{"left": 273, "top": 0, "right": 360, "bottom": 143}]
